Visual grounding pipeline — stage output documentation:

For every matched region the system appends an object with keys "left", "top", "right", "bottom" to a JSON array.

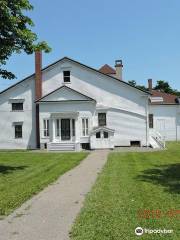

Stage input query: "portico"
[{"left": 50, "top": 112, "right": 79, "bottom": 143}]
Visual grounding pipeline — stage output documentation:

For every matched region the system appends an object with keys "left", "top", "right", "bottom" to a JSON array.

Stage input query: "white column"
[
  {"left": 75, "top": 116, "right": 81, "bottom": 151},
  {"left": 76, "top": 117, "right": 81, "bottom": 142}
]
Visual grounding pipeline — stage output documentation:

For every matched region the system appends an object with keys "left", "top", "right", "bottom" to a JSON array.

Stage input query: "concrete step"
[{"left": 48, "top": 142, "right": 75, "bottom": 151}]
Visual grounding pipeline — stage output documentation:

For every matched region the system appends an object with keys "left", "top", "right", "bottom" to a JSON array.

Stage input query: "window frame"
[
  {"left": 43, "top": 119, "right": 50, "bottom": 138},
  {"left": 12, "top": 102, "right": 23, "bottom": 111},
  {"left": 96, "top": 131, "right": 101, "bottom": 139},
  {"left": 149, "top": 114, "right": 154, "bottom": 128},
  {"left": 82, "top": 118, "right": 89, "bottom": 136},
  {"left": 63, "top": 70, "right": 71, "bottom": 83},
  {"left": 14, "top": 124, "right": 23, "bottom": 139},
  {"left": 103, "top": 131, "right": 108, "bottom": 138},
  {"left": 98, "top": 113, "right": 106, "bottom": 126}
]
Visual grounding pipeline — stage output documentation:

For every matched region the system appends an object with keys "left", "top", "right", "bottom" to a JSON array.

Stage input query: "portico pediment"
[{"left": 36, "top": 85, "right": 95, "bottom": 102}]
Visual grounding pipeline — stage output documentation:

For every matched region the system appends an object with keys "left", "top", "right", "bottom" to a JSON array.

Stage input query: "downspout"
[
  {"left": 146, "top": 96, "right": 149, "bottom": 147},
  {"left": 146, "top": 79, "right": 152, "bottom": 147},
  {"left": 141, "top": 94, "right": 149, "bottom": 147}
]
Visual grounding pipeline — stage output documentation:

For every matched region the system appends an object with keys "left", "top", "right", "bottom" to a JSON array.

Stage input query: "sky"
[{"left": 1, "top": 0, "right": 180, "bottom": 91}]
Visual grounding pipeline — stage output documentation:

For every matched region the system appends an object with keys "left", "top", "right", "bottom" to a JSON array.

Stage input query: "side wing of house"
[
  {"left": 0, "top": 77, "right": 36, "bottom": 149},
  {"left": 149, "top": 105, "right": 180, "bottom": 141}
]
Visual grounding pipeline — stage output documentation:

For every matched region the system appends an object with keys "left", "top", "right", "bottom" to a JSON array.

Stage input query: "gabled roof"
[
  {"left": 35, "top": 85, "right": 96, "bottom": 103},
  {"left": 150, "top": 90, "right": 178, "bottom": 105},
  {"left": 0, "top": 56, "right": 151, "bottom": 95},
  {"left": 99, "top": 64, "right": 116, "bottom": 75}
]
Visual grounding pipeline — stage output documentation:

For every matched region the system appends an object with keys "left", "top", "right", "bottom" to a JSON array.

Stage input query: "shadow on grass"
[
  {"left": 136, "top": 163, "right": 180, "bottom": 194},
  {"left": 0, "top": 165, "right": 27, "bottom": 175}
]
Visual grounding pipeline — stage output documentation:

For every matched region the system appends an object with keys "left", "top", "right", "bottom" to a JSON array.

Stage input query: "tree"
[
  {"left": 154, "top": 80, "right": 173, "bottom": 93},
  {"left": 128, "top": 79, "right": 180, "bottom": 96},
  {"left": 154, "top": 80, "right": 180, "bottom": 96},
  {"left": 128, "top": 80, "right": 148, "bottom": 91},
  {"left": 0, "top": 0, "right": 51, "bottom": 79},
  {"left": 128, "top": 80, "right": 136, "bottom": 87}
]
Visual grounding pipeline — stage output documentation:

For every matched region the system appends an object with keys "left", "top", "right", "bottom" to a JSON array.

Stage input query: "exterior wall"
[
  {"left": 0, "top": 58, "right": 149, "bottom": 149},
  {"left": 149, "top": 105, "right": 180, "bottom": 141},
  {"left": 107, "top": 110, "right": 147, "bottom": 146},
  {"left": 0, "top": 77, "right": 36, "bottom": 149},
  {"left": 41, "top": 60, "right": 149, "bottom": 147},
  {"left": 42, "top": 60, "right": 147, "bottom": 116},
  {"left": 39, "top": 102, "right": 148, "bottom": 147}
]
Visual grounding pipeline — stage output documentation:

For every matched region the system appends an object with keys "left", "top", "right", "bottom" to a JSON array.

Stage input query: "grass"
[
  {"left": 0, "top": 152, "right": 88, "bottom": 216},
  {"left": 71, "top": 142, "right": 180, "bottom": 240}
]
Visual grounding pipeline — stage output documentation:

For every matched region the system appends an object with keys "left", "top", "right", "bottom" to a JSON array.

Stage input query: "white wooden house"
[{"left": 0, "top": 52, "right": 179, "bottom": 150}]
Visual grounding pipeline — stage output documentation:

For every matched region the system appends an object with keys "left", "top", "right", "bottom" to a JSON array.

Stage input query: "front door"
[{"left": 61, "top": 119, "right": 71, "bottom": 140}]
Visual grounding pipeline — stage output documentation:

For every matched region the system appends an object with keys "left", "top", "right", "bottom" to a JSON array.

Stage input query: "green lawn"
[
  {"left": 0, "top": 152, "right": 88, "bottom": 216},
  {"left": 71, "top": 142, "right": 180, "bottom": 240}
]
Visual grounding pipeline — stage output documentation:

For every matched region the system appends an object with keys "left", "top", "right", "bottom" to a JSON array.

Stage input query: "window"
[
  {"left": 81, "top": 143, "right": 90, "bottom": 150},
  {"left": 96, "top": 132, "right": 101, "bottom": 138},
  {"left": 12, "top": 102, "right": 23, "bottom": 111},
  {"left": 149, "top": 114, "right": 154, "bottom": 128},
  {"left": 103, "top": 131, "right": 108, "bottom": 138},
  {"left": 15, "top": 124, "right": 22, "bottom": 138},
  {"left": 82, "top": 118, "right": 89, "bottom": 136},
  {"left": 56, "top": 119, "right": 60, "bottom": 137},
  {"left": 130, "top": 141, "right": 141, "bottom": 147},
  {"left": 98, "top": 113, "right": 106, "bottom": 126},
  {"left": 63, "top": 71, "right": 70, "bottom": 82},
  {"left": 72, "top": 119, "right": 75, "bottom": 137},
  {"left": 43, "top": 119, "right": 49, "bottom": 137}
]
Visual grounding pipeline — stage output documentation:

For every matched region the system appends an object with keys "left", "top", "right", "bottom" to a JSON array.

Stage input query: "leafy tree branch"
[{"left": 0, "top": 0, "right": 51, "bottom": 79}]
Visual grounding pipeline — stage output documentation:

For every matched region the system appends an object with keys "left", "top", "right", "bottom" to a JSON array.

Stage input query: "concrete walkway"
[{"left": 0, "top": 150, "right": 109, "bottom": 240}]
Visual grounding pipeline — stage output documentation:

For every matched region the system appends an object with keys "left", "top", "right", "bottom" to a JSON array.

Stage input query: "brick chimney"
[
  {"left": 115, "top": 60, "right": 123, "bottom": 80},
  {"left": 35, "top": 51, "right": 42, "bottom": 100},
  {"left": 148, "top": 79, "right": 152, "bottom": 92}
]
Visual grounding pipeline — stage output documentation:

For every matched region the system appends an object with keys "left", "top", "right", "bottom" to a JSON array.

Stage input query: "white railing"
[{"left": 149, "top": 129, "right": 166, "bottom": 149}]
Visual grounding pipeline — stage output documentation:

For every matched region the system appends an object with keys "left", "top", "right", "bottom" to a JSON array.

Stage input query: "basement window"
[
  {"left": 130, "top": 141, "right": 141, "bottom": 147},
  {"left": 81, "top": 143, "right": 90, "bottom": 150},
  {"left": 63, "top": 71, "right": 71, "bottom": 82}
]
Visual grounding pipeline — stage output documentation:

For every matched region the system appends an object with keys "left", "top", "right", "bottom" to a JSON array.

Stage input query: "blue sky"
[{"left": 1, "top": 0, "right": 180, "bottom": 91}]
